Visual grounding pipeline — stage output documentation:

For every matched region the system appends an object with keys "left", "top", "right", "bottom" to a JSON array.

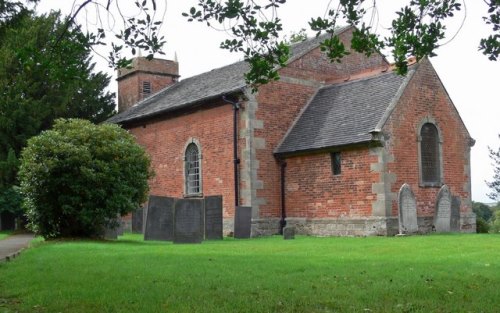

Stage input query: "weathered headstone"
[
  {"left": 144, "top": 196, "right": 174, "bottom": 241},
  {"left": 398, "top": 183, "right": 418, "bottom": 234},
  {"left": 283, "top": 226, "right": 295, "bottom": 240},
  {"left": 204, "top": 196, "right": 223, "bottom": 240},
  {"left": 103, "top": 225, "right": 118, "bottom": 240},
  {"left": 174, "top": 198, "right": 204, "bottom": 243},
  {"left": 434, "top": 185, "right": 452, "bottom": 232},
  {"left": 103, "top": 217, "right": 121, "bottom": 240},
  {"left": 450, "top": 196, "right": 461, "bottom": 232},
  {"left": 234, "top": 206, "right": 252, "bottom": 239},
  {"left": 132, "top": 207, "right": 144, "bottom": 233}
]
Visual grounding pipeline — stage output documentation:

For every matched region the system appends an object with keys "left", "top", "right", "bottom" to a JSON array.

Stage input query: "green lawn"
[
  {"left": 0, "top": 231, "right": 12, "bottom": 241},
  {"left": 0, "top": 234, "right": 498, "bottom": 313}
]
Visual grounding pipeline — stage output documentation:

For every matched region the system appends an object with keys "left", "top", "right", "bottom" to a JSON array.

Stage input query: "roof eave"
[
  {"left": 115, "top": 86, "right": 246, "bottom": 126},
  {"left": 274, "top": 139, "right": 383, "bottom": 159}
]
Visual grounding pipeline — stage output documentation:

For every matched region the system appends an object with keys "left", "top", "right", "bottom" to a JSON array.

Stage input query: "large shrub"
[{"left": 19, "top": 119, "right": 152, "bottom": 238}]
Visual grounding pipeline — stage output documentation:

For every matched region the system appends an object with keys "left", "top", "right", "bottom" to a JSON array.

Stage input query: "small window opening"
[
  {"left": 142, "top": 81, "right": 152, "bottom": 96},
  {"left": 331, "top": 152, "right": 341, "bottom": 176}
]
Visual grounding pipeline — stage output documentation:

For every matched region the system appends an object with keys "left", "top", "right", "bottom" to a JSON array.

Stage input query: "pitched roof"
[
  {"left": 275, "top": 70, "right": 414, "bottom": 155},
  {"left": 108, "top": 27, "right": 351, "bottom": 124}
]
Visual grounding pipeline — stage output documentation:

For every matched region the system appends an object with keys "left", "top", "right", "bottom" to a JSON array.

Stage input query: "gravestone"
[
  {"left": 234, "top": 206, "right": 252, "bottom": 239},
  {"left": 204, "top": 196, "right": 223, "bottom": 240},
  {"left": 144, "top": 196, "right": 174, "bottom": 241},
  {"left": 132, "top": 207, "right": 144, "bottom": 233},
  {"left": 283, "top": 226, "right": 295, "bottom": 240},
  {"left": 434, "top": 185, "right": 452, "bottom": 232},
  {"left": 174, "top": 198, "right": 204, "bottom": 244},
  {"left": 450, "top": 196, "right": 461, "bottom": 232},
  {"left": 103, "top": 225, "right": 118, "bottom": 240},
  {"left": 103, "top": 217, "right": 121, "bottom": 240},
  {"left": 398, "top": 184, "right": 418, "bottom": 234}
]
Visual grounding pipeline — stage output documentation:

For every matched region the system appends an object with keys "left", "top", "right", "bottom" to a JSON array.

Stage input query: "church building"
[{"left": 109, "top": 26, "right": 476, "bottom": 236}]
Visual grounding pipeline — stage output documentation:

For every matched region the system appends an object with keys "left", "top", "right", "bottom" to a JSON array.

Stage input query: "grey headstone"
[
  {"left": 103, "top": 217, "right": 121, "bottom": 240},
  {"left": 132, "top": 207, "right": 144, "bottom": 233},
  {"left": 204, "top": 196, "right": 223, "bottom": 240},
  {"left": 104, "top": 226, "right": 118, "bottom": 240},
  {"left": 434, "top": 185, "right": 452, "bottom": 232},
  {"left": 398, "top": 183, "right": 418, "bottom": 234},
  {"left": 144, "top": 196, "right": 174, "bottom": 241},
  {"left": 174, "top": 198, "right": 204, "bottom": 244},
  {"left": 234, "top": 206, "right": 252, "bottom": 239},
  {"left": 450, "top": 196, "right": 461, "bottom": 232},
  {"left": 283, "top": 226, "right": 295, "bottom": 240}
]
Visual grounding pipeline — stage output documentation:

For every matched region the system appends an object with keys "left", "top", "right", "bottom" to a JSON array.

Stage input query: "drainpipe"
[
  {"left": 222, "top": 95, "right": 240, "bottom": 207},
  {"left": 279, "top": 159, "right": 287, "bottom": 234}
]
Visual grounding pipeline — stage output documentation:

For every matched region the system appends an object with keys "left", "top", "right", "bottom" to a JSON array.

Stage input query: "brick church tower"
[{"left": 117, "top": 57, "right": 179, "bottom": 112}]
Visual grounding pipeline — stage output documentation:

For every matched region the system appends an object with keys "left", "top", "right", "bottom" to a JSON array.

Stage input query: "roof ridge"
[{"left": 319, "top": 69, "right": 401, "bottom": 91}]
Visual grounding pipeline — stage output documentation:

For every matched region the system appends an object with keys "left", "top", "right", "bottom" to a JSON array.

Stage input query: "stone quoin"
[{"left": 109, "top": 26, "right": 476, "bottom": 236}]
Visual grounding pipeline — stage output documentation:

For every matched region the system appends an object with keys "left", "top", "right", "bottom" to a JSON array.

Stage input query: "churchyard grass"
[
  {"left": 0, "top": 231, "right": 12, "bottom": 240},
  {"left": 0, "top": 234, "right": 498, "bottom": 313}
]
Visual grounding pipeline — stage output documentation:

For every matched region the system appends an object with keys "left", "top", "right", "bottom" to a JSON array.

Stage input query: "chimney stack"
[{"left": 117, "top": 57, "right": 179, "bottom": 112}]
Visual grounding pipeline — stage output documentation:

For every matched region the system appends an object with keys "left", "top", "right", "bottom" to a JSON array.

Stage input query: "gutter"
[{"left": 279, "top": 159, "right": 287, "bottom": 234}]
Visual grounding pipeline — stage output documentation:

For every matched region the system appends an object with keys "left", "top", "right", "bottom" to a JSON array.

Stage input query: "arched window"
[
  {"left": 419, "top": 122, "right": 441, "bottom": 185},
  {"left": 185, "top": 143, "right": 201, "bottom": 195}
]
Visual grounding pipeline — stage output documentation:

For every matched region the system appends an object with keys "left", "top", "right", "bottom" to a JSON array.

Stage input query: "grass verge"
[
  {"left": 0, "top": 231, "right": 12, "bottom": 241},
  {"left": 0, "top": 234, "right": 499, "bottom": 313}
]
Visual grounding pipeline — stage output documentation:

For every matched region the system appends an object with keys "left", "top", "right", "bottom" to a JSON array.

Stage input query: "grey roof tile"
[
  {"left": 108, "top": 27, "right": 351, "bottom": 124},
  {"left": 275, "top": 71, "right": 409, "bottom": 155}
]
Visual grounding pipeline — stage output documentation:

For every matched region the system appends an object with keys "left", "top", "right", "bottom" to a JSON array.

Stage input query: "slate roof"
[
  {"left": 108, "top": 27, "right": 351, "bottom": 124},
  {"left": 275, "top": 70, "right": 414, "bottom": 155}
]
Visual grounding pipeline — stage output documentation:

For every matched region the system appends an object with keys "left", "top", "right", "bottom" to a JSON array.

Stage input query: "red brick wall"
[
  {"left": 118, "top": 73, "right": 177, "bottom": 112},
  {"left": 127, "top": 102, "right": 236, "bottom": 218},
  {"left": 284, "top": 149, "right": 379, "bottom": 218},
  {"left": 254, "top": 28, "right": 389, "bottom": 219},
  {"left": 117, "top": 58, "right": 179, "bottom": 112},
  {"left": 280, "top": 28, "right": 389, "bottom": 83},
  {"left": 383, "top": 58, "right": 472, "bottom": 217}
]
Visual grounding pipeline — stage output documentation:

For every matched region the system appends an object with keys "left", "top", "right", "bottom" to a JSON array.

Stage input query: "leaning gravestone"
[
  {"left": 204, "top": 196, "right": 223, "bottom": 240},
  {"left": 450, "top": 196, "right": 461, "bottom": 232},
  {"left": 132, "top": 207, "right": 144, "bottom": 233},
  {"left": 174, "top": 198, "right": 204, "bottom": 243},
  {"left": 434, "top": 185, "right": 452, "bottom": 232},
  {"left": 144, "top": 196, "right": 174, "bottom": 241},
  {"left": 234, "top": 206, "right": 252, "bottom": 239},
  {"left": 398, "top": 183, "right": 418, "bottom": 234}
]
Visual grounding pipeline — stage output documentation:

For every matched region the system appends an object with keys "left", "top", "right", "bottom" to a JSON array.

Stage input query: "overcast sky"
[{"left": 36, "top": 0, "right": 500, "bottom": 203}]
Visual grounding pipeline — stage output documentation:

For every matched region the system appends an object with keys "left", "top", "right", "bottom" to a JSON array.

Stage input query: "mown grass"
[
  {"left": 0, "top": 231, "right": 12, "bottom": 241},
  {"left": 0, "top": 234, "right": 499, "bottom": 313}
]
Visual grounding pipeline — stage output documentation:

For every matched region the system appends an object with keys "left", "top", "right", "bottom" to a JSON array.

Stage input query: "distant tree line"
[{"left": 473, "top": 201, "right": 500, "bottom": 233}]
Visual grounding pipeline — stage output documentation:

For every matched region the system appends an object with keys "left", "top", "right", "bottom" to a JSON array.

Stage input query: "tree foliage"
[
  {"left": 19, "top": 119, "right": 153, "bottom": 239},
  {"left": 1, "top": 0, "right": 166, "bottom": 69},
  {"left": 472, "top": 201, "right": 494, "bottom": 221},
  {"left": 184, "top": 0, "right": 499, "bottom": 89},
  {"left": 487, "top": 135, "right": 500, "bottom": 201},
  {"left": 0, "top": 10, "right": 116, "bottom": 214}
]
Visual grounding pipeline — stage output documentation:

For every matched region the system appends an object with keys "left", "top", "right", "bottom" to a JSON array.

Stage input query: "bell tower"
[{"left": 117, "top": 57, "right": 179, "bottom": 112}]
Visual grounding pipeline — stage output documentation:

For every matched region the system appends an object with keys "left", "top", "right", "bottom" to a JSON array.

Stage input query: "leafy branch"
[{"left": 183, "top": 0, "right": 290, "bottom": 91}]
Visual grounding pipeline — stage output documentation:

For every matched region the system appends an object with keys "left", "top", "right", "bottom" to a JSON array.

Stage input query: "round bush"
[{"left": 19, "top": 119, "right": 153, "bottom": 238}]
